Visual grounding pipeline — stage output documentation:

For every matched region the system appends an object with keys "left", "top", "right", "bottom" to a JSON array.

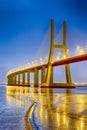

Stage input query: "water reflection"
[{"left": 7, "top": 86, "right": 87, "bottom": 130}]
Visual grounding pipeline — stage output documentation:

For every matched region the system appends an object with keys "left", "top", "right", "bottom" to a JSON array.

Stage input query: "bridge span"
[
  {"left": 7, "top": 54, "right": 87, "bottom": 87},
  {"left": 7, "top": 20, "right": 87, "bottom": 88}
]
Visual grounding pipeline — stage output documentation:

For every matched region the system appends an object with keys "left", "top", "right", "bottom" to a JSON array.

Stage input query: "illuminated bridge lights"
[
  {"left": 7, "top": 53, "right": 87, "bottom": 77},
  {"left": 7, "top": 44, "right": 87, "bottom": 76}
]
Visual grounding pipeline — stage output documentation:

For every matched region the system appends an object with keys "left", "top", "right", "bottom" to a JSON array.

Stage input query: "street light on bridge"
[
  {"left": 79, "top": 49, "right": 84, "bottom": 55},
  {"left": 63, "top": 55, "right": 66, "bottom": 59}
]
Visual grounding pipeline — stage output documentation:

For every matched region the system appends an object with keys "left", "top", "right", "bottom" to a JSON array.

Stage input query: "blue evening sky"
[{"left": 0, "top": 0, "right": 87, "bottom": 83}]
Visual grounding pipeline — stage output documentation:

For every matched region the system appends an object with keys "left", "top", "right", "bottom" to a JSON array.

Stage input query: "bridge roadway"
[
  {"left": 8, "top": 54, "right": 87, "bottom": 76},
  {"left": 7, "top": 54, "right": 87, "bottom": 87}
]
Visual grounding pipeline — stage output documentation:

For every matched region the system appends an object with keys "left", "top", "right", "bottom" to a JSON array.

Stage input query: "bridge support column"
[
  {"left": 34, "top": 68, "right": 38, "bottom": 87},
  {"left": 41, "top": 67, "right": 46, "bottom": 84},
  {"left": 9, "top": 75, "right": 13, "bottom": 85},
  {"left": 8, "top": 76, "right": 10, "bottom": 85},
  {"left": 18, "top": 74, "right": 20, "bottom": 85},
  {"left": 11, "top": 76, "right": 13, "bottom": 85},
  {"left": 22, "top": 72, "right": 25, "bottom": 85},
  {"left": 27, "top": 71, "right": 30, "bottom": 86},
  {"left": 13, "top": 75, "right": 16, "bottom": 85},
  {"left": 63, "top": 21, "right": 72, "bottom": 84},
  {"left": 15, "top": 75, "right": 17, "bottom": 85},
  {"left": 14, "top": 75, "right": 16, "bottom": 85},
  {"left": 50, "top": 66, "right": 53, "bottom": 84},
  {"left": 41, "top": 19, "right": 74, "bottom": 87},
  {"left": 42, "top": 19, "right": 54, "bottom": 86}
]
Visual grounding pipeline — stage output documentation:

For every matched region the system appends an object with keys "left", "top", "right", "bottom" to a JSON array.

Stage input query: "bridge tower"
[{"left": 42, "top": 19, "right": 74, "bottom": 87}]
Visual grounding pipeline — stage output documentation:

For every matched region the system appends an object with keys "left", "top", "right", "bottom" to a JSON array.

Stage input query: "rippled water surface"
[{"left": 0, "top": 85, "right": 87, "bottom": 130}]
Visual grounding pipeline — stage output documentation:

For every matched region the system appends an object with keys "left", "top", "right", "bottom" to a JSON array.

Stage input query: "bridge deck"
[
  {"left": 52, "top": 54, "right": 87, "bottom": 66},
  {"left": 7, "top": 54, "right": 87, "bottom": 76}
]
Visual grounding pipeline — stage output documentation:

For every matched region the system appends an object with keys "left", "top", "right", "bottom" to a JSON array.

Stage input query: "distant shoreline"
[{"left": 0, "top": 84, "right": 7, "bottom": 85}]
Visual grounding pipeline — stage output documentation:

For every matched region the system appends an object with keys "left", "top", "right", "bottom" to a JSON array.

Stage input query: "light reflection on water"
[
  {"left": 0, "top": 85, "right": 87, "bottom": 130},
  {"left": 0, "top": 86, "right": 32, "bottom": 130}
]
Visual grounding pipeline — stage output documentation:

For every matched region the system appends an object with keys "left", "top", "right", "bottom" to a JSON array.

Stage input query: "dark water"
[{"left": 0, "top": 85, "right": 87, "bottom": 130}]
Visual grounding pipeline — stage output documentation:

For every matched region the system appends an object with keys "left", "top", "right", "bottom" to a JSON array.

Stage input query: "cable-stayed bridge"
[{"left": 7, "top": 20, "right": 87, "bottom": 88}]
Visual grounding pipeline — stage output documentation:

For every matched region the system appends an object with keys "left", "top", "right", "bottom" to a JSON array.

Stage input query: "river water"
[{"left": 0, "top": 85, "right": 87, "bottom": 130}]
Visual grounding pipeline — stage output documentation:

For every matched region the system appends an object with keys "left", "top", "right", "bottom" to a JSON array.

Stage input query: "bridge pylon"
[{"left": 42, "top": 19, "right": 74, "bottom": 87}]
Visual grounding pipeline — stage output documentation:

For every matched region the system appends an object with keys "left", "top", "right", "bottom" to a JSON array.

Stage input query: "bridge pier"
[
  {"left": 63, "top": 21, "right": 72, "bottom": 84},
  {"left": 8, "top": 76, "right": 10, "bottom": 85},
  {"left": 13, "top": 75, "right": 16, "bottom": 85},
  {"left": 27, "top": 71, "right": 30, "bottom": 86},
  {"left": 34, "top": 68, "right": 38, "bottom": 86},
  {"left": 41, "top": 19, "right": 75, "bottom": 87},
  {"left": 7, "top": 76, "right": 10, "bottom": 85},
  {"left": 41, "top": 67, "right": 46, "bottom": 84},
  {"left": 18, "top": 74, "right": 20, "bottom": 85},
  {"left": 9, "top": 75, "right": 12, "bottom": 85},
  {"left": 14, "top": 75, "right": 16, "bottom": 85},
  {"left": 8, "top": 76, "right": 11, "bottom": 85},
  {"left": 22, "top": 72, "right": 25, "bottom": 85},
  {"left": 50, "top": 66, "right": 53, "bottom": 84},
  {"left": 9, "top": 75, "right": 13, "bottom": 85}
]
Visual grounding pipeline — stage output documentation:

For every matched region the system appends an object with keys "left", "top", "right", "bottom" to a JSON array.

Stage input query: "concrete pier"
[
  {"left": 27, "top": 71, "right": 30, "bottom": 86},
  {"left": 34, "top": 69, "right": 38, "bottom": 86},
  {"left": 41, "top": 67, "right": 46, "bottom": 84},
  {"left": 18, "top": 74, "right": 20, "bottom": 85},
  {"left": 22, "top": 72, "right": 25, "bottom": 85}
]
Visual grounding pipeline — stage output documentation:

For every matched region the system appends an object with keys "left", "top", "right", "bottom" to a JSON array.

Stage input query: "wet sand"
[
  {"left": 7, "top": 86, "right": 87, "bottom": 130},
  {"left": 25, "top": 103, "right": 34, "bottom": 130}
]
